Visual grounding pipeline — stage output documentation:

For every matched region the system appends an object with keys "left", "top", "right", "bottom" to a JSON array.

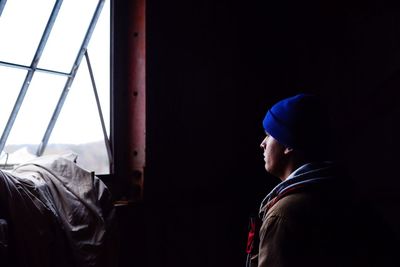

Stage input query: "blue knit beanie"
[{"left": 263, "top": 93, "right": 330, "bottom": 154}]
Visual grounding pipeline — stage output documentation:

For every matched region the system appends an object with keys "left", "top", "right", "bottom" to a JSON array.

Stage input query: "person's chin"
[{"left": 265, "top": 164, "right": 272, "bottom": 173}]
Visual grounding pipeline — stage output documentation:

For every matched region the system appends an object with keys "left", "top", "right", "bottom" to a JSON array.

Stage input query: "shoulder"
[
  {"left": 266, "top": 192, "right": 316, "bottom": 220},
  {"left": 259, "top": 193, "right": 314, "bottom": 239},
  {"left": 261, "top": 190, "right": 340, "bottom": 236}
]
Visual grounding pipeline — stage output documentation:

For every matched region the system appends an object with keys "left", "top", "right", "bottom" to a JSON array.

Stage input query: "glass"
[
  {"left": 0, "top": 0, "right": 55, "bottom": 65},
  {"left": 46, "top": 60, "right": 110, "bottom": 174},
  {"left": 5, "top": 72, "right": 67, "bottom": 146},
  {"left": 38, "top": 0, "right": 100, "bottom": 72},
  {"left": 0, "top": 0, "right": 110, "bottom": 174},
  {"left": 87, "top": 0, "right": 110, "bottom": 125},
  {"left": 0, "top": 66, "right": 27, "bottom": 137}
]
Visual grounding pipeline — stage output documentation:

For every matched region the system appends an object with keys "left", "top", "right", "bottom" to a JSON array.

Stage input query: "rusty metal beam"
[
  {"left": 127, "top": 0, "right": 146, "bottom": 200},
  {"left": 111, "top": 0, "right": 145, "bottom": 202}
]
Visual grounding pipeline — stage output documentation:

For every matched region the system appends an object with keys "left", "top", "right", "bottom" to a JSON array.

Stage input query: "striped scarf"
[{"left": 259, "top": 161, "right": 337, "bottom": 219}]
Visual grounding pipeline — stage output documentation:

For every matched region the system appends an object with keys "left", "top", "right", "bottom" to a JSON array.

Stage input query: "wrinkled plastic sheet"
[{"left": 0, "top": 154, "right": 116, "bottom": 267}]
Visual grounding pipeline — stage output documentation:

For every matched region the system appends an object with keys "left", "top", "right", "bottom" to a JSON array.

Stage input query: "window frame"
[
  {"left": 0, "top": 0, "right": 146, "bottom": 202},
  {"left": 0, "top": 0, "right": 112, "bottom": 174},
  {"left": 108, "top": 0, "right": 145, "bottom": 202}
]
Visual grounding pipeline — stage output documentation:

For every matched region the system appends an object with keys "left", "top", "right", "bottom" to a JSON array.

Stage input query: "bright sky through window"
[{"left": 0, "top": 0, "right": 110, "bottom": 174}]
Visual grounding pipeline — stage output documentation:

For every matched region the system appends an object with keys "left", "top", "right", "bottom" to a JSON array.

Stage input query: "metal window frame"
[
  {"left": 0, "top": 0, "right": 7, "bottom": 17},
  {"left": 0, "top": 0, "right": 112, "bottom": 165}
]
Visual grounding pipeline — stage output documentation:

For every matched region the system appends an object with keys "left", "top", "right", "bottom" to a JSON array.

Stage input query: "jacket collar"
[{"left": 259, "top": 161, "right": 336, "bottom": 218}]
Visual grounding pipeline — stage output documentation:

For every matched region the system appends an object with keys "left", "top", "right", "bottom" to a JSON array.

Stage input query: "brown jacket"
[
  {"left": 256, "top": 191, "right": 355, "bottom": 267},
  {"left": 249, "top": 174, "right": 399, "bottom": 267}
]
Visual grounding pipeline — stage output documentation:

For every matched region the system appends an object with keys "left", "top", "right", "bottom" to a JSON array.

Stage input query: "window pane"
[
  {"left": 38, "top": 0, "right": 100, "bottom": 72},
  {"left": 0, "top": 0, "right": 55, "bottom": 65},
  {"left": 46, "top": 58, "right": 110, "bottom": 174},
  {"left": 88, "top": 0, "right": 110, "bottom": 126},
  {"left": 0, "top": 66, "right": 27, "bottom": 134},
  {"left": 0, "top": 0, "right": 110, "bottom": 174},
  {"left": 6, "top": 72, "right": 67, "bottom": 146}
]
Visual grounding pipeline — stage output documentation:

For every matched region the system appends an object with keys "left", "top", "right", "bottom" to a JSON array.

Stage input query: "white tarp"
[{"left": 0, "top": 154, "right": 116, "bottom": 267}]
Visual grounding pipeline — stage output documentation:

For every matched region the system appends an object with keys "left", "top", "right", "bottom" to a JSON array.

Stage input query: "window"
[{"left": 0, "top": 0, "right": 111, "bottom": 174}]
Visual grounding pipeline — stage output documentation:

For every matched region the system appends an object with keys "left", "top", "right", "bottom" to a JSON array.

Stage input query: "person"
[{"left": 245, "top": 93, "right": 398, "bottom": 267}]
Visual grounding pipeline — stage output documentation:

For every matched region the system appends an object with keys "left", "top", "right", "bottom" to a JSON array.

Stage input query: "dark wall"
[{"left": 117, "top": 0, "right": 400, "bottom": 266}]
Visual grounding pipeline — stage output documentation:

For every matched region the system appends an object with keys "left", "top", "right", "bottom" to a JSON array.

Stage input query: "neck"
[{"left": 280, "top": 157, "right": 308, "bottom": 181}]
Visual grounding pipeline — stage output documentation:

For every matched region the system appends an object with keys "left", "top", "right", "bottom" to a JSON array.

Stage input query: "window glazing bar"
[
  {"left": 0, "top": 0, "right": 7, "bottom": 17},
  {"left": 37, "top": 0, "right": 105, "bottom": 156},
  {"left": 0, "top": 0, "right": 63, "bottom": 153},
  {"left": 84, "top": 51, "right": 113, "bottom": 165},
  {"left": 0, "top": 60, "right": 71, "bottom": 77}
]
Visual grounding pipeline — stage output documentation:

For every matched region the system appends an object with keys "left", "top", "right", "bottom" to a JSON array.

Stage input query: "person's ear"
[{"left": 284, "top": 147, "right": 293, "bottom": 155}]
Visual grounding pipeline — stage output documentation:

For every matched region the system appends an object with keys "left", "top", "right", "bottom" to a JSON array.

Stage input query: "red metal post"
[{"left": 127, "top": 0, "right": 145, "bottom": 200}]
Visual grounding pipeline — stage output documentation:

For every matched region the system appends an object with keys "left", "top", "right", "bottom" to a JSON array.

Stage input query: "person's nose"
[{"left": 260, "top": 138, "right": 266, "bottom": 149}]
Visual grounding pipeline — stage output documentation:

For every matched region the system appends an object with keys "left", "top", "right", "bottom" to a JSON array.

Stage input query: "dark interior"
[{"left": 113, "top": 0, "right": 400, "bottom": 266}]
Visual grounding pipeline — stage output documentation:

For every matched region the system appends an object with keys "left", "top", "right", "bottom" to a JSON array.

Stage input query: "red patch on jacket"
[{"left": 246, "top": 217, "right": 261, "bottom": 254}]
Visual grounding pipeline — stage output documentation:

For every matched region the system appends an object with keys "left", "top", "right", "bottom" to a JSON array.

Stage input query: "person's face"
[{"left": 260, "top": 133, "right": 287, "bottom": 179}]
